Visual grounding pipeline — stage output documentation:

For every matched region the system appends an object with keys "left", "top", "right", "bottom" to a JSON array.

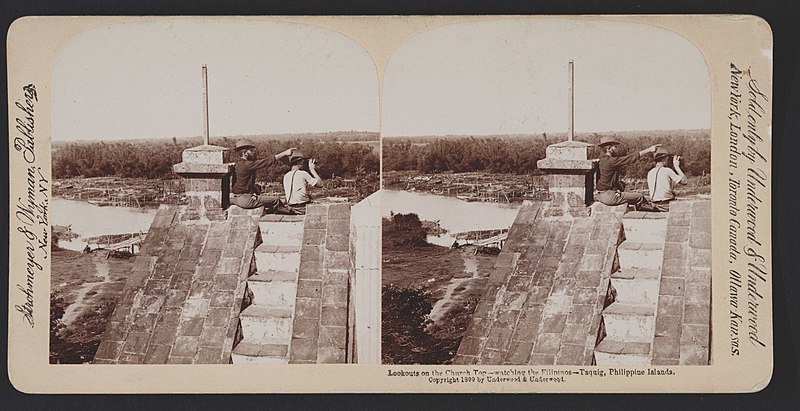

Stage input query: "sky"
[
  {"left": 381, "top": 19, "right": 711, "bottom": 137},
  {"left": 52, "top": 20, "right": 379, "bottom": 141}
]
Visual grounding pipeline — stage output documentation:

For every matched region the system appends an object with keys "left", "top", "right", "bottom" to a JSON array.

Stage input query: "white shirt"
[
  {"left": 647, "top": 166, "right": 681, "bottom": 202},
  {"left": 283, "top": 169, "right": 318, "bottom": 205}
]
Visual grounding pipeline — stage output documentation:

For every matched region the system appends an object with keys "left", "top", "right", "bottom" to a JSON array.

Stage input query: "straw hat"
[
  {"left": 654, "top": 147, "right": 671, "bottom": 162},
  {"left": 289, "top": 151, "right": 309, "bottom": 164},
  {"left": 234, "top": 139, "right": 255, "bottom": 150},
  {"left": 597, "top": 136, "right": 620, "bottom": 147}
]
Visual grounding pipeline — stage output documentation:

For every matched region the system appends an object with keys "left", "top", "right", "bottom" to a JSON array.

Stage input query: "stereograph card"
[{"left": 6, "top": 15, "right": 773, "bottom": 393}]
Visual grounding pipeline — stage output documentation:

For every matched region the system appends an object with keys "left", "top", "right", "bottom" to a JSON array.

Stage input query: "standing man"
[
  {"left": 647, "top": 147, "right": 687, "bottom": 209},
  {"left": 230, "top": 139, "right": 294, "bottom": 210},
  {"left": 595, "top": 136, "right": 660, "bottom": 208}
]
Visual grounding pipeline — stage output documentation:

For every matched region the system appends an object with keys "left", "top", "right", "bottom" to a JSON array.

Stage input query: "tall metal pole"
[
  {"left": 202, "top": 65, "right": 210, "bottom": 146},
  {"left": 568, "top": 60, "right": 574, "bottom": 142}
]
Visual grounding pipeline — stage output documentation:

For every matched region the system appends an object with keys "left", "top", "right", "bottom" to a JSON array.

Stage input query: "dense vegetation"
[
  {"left": 52, "top": 133, "right": 380, "bottom": 182},
  {"left": 382, "top": 285, "right": 461, "bottom": 364},
  {"left": 382, "top": 213, "right": 429, "bottom": 248},
  {"left": 382, "top": 212, "right": 475, "bottom": 364},
  {"left": 50, "top": 294, "right": 117, "bottom": 364},
  {"left": 383, "top": 130, "right": 711, "bottom": 179}
]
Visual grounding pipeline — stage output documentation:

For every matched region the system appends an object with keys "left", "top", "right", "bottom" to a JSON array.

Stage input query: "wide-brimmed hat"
[
  {"left": 289, "top": 151, "right": 309, "bottom": 164},
  {"left": 597, "top": 136, "right": 620, "bottom": 147},
  {"left": 654, "top": 147, "right": 671, "bottom": 162},
  {"left": 234, "top": 139, "right": 255, "bottom": 151}
]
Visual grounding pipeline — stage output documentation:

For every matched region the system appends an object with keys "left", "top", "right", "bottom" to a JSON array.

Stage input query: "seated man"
[
  {"left": 595, "top": 136, "right": 660, "bottom": 208},
  {"left": 647, "top": 147, "right": 687, "bottom": 210},
  {"left": 283, "top": 151, "right": 323, "bottom": 208},
  {"left": 230, "top": 139, "right": 294, "bottom": 210}
]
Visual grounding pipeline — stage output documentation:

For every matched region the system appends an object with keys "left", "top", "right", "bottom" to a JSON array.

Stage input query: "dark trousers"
[
  {"left": 231, "top": 193, "right": 281, "bottom": 209},
  {"left": 596, "top": 189, "right": 644, "bottom": 206}
]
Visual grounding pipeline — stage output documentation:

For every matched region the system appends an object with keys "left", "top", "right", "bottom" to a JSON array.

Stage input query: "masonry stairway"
[
  {"left": 231, "top": 214, "right": 305, "bottom": 364},
  {"left": 595, "top": 211, "right": 668, "bottom": 365}
]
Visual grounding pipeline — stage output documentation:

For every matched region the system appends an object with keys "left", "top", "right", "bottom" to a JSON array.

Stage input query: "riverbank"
[
  {"left": 50, "top": 248, "right": 133, "bottom": 363},
  {"left": 382, "top": 214, "right": 497, "bottom": 364},
  {"left": 383, "top": 170, "right": 711, "bottom": 203},
  {"left": 55, "top": 175, "right": 378, "bottom": 208},
  {"left": 383, "top": 171, "right": 548, "bottom": 203}
]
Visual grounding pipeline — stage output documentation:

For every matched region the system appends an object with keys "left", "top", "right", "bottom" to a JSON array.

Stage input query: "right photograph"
[{"left": 381, "top": 19, "right": 712, "bottom": 366}]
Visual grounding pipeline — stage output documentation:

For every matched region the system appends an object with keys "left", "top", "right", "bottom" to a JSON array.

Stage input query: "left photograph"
[{"left": 49, "top": 20, "right": 381, "bottom": 364}]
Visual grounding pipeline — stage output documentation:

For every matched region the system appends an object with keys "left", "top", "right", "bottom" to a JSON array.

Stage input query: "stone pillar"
[
  {"left": 349, "top": 191, "right": 381, "bottom": 364},
  {"left": 173, "top": 144, "right": 232, "bottom": 221},
  {"left": 536, "top": 140, "right": 596, "bottom": 218}
]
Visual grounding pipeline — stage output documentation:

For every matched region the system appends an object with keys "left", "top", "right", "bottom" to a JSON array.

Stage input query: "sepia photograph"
[
  {"left": 6, "top": 15, "right": 773, "bottom": 393},
  {"left": 47, "top": 20, "right": 381, "bottom": 365},
  {"left": 381, "top": 19, "right": 712, "bottom": 366}
]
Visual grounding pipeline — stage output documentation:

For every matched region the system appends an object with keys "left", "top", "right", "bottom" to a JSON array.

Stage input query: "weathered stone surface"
[
  {"left": 297, "top": 279, "right": 323, "bottom": 298},
  {"left": 292, "top": 318, "right": 321, "bottom": 340},
  {"left": 289, "top": 337, "right": 318, "bottom": 362},
  {"left": 322, "top": 285, "right": 348, "bottom": 307},
  {"left": 304, "top": 215, "right": 327, "bottom": 229},
  {"left": 533, "top": 333, "right": 562, "bottom": 354},
  {"left": 317, "top": 347, "right": 346, "bottom": 364},
  {"left": 655, "top": 315, "right": 682, "bottom": 338},
  {"left": 295, "top": 297, "right": 322, "bottom": 318},
  {"left": 455, "top": 200, "right": 623, "bottom": 365},
  {"left": 96, "top": 200, "right": 260, "bottom": 365},
  {"left": 653, "top": 336, "right": 680, "bottom": 359},
  {"left": 319, "top": 326, "right": 347, "bottom": 349},
  {"left": 505, "top": 341, "right": 533, "bottom": 364},
  {"left": 556, "top": 343, "right": 586, "bottom": 365},
  {"left": 683, "top": 304, "right": 710, "bottom": 325},
  {"left": 321, "top": 306, "right": 348, "bottom": 327},
  {"left": 144, "top": 344, "right": 172, "bottom": 364}
]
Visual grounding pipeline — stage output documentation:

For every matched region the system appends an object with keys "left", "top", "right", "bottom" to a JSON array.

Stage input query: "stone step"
[
  {"left": 617, "top": 242, "right": 664, "bottom": 271},
  {"left": 239, "top": 304, "right": 295, "bottom": 344},
  {"left": 259, "top": 215, "right": 305, "bottom": 247},
  {"left": 230, "top": 341, "right": 290, "bottom": 364},
  {"left": 593, "top": 339, "right": 652, "bottom": 365},
  {"left": 621, "top": 217, "right": 668, "bottom": 244},
  {"left": 227, "top": 205, "right": 265, "bottom": 219},
  {"left": 610, "top": 269, "right": 661, "bottom": 305},
  {"left": 254, "top": 244, "right": 302, "bottom": 272},
  {"left": 247, "top": 270, "right": 299, "bottom": 307},
  {"left": 602, "top": 302, "right": 656, "bottom": 343}
]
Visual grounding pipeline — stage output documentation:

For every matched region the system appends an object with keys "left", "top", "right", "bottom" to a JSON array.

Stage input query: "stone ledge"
[
  {"left": 603, "top": 302, "right": 655, "bottom": 316},
  {"left": 611, "top": 268, "right": 661, "bottom": 280},
  {"left": 240, "top": 305, "right": 294, "bottom": 319},
  {"left": 173, "top": 162, "right": 232, "bottom": 175},
  {"left": 260, "top": 214, "right": 306, "bottom": 222},
  {"left": 249, "top": 270, "right": 298, "bottom": 282},
  {"left": 537, "top": 158, "right": 595, "bottom": 172},
  {"left": 232, "top": 341, "right": 289, "bottom": 357},
  {"left": 228, "top": 205, "right": 264, "bottom": 218},
  {"left": 595, "top": 339, "right": 651, "bottom": 355}
]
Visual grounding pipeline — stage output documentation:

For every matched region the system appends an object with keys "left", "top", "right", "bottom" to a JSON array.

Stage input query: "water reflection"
[
  {"left": 381, "top": 189, "right": 520, "bottom": 246},
  {"left": 52, "top": 198, "right": 157, "bottom": 251}
]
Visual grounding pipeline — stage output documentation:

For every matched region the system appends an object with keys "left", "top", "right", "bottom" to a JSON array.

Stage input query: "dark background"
[{"left": 2, "top": 1, "right": 798, "bottom": 409}]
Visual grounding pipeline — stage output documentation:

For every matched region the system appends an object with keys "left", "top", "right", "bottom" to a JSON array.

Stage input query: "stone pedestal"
[
  {"left": 536, "top": 141, "right": 596, "bottom": 217},
  {"left": 173, "top": 145, "right": 232, "bottom": 221}
]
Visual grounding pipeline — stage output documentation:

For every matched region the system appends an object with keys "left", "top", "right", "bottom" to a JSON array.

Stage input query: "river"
[
  {"left": 381, "top": 189, "right": 521, "bottom": 247},
  {"left": 52, "top": 198, "right": 158, "bottom": 251}
]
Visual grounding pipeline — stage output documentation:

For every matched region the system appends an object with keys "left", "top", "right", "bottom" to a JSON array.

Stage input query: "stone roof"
[
  {"left": 455, "top": 202, "right": 626, "bottom": 365},
  {"left": 93, "top": 205, "right": 261, "bottom": 364},
  {"left": 455, "top": 199, "right": 712, "bottom": 366}
]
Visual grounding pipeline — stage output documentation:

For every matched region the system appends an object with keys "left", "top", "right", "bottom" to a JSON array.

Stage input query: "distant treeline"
[
  {"left": 52, "top": 133, "right": 380, "bottom": 181},
  {"left": 383, "top": 130, "right": 711, "bottom": 179}
]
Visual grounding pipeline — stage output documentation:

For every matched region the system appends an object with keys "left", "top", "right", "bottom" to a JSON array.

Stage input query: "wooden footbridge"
[
  {"left": 452, "top": 228, "right": 509, "bottom": 249},
  {"left": 84, "top": 232, "right": 147, "bottom": 256}
]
